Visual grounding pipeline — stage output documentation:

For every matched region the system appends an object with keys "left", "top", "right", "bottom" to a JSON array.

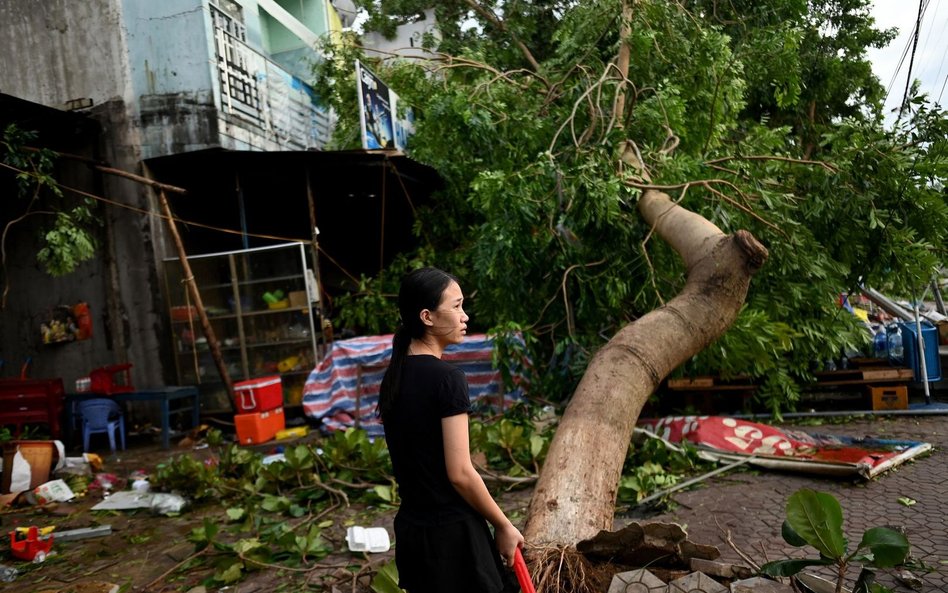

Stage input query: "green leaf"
[
  {"left": 786, "top": 489, "right": 847, "bottom": 559},
  {"left": 529, "top": 434, "right": 545, "bottom": 459},
  {"left": 232, "top": 538, "right": 264, "bottom": 555},
  {"left": 857, "top": 527, "right": 909, "bottom": 568},
  {"left": 373, "top": 484, "right": 394, "bottom": 503},
  {"left": 260, "top": 495, "right": 291, "bottom": 512},
  {"left": 371, "top": 559, "right": 406, "bottom": 593},
  {"left": 760, "top": 557, "right": 834, "bottom": 577},
  {"left": 215, "top": 561, "right": 244, "bottom": 584},
  {"left": 781, "top": 519, "right": 808, "bottom": 547},
  {"left": 226, "top": 507, "right": 247, "bottom": 521}
]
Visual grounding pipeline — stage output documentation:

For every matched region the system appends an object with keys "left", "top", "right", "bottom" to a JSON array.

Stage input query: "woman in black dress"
[{"left": 380, "top": 267, "right": 524, "bottom": 593}]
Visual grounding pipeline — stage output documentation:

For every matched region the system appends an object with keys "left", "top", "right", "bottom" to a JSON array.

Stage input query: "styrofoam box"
[{"left": 346, "top": 526, "right": 391, "bottom": 553}]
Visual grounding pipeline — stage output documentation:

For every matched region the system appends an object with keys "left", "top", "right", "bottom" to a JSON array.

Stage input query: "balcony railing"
[{"left": 212, "top": 11, "right": 331, "bottom": 150}]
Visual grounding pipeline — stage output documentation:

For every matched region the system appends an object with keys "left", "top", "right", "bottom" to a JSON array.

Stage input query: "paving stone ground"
[{"left": 636, "top": 413, "right": 948, "bottom": 592}]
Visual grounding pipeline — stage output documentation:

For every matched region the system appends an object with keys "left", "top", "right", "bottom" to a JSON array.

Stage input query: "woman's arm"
[{"left": 442, "top": 413, "right": 524, "bottom": 566}]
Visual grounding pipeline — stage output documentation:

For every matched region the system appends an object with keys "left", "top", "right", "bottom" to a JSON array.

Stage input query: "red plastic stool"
[{"left": 88, "top": 363, "right": 134, "bottom": 395}]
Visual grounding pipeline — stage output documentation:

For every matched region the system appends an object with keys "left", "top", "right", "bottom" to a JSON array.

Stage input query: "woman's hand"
[{"left": 495, "top": 522, "right": 525, "bottom": 568}]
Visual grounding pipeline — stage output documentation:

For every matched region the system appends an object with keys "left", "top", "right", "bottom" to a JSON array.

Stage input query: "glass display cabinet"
[{"left": 163, "top": 243, "right": 319, "bottom": 410}]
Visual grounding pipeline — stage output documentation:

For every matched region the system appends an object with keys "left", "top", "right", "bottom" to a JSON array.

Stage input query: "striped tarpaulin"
[{"left": 302, "top": 333, "right": 527, "bottom": 436}]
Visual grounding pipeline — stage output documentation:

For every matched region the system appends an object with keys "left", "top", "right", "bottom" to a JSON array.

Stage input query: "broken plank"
[
  {"left": 861, "top": 368, "right": 915, "bottom": 381},
  {"left": 668, "top": 377, "right": 715, "bottom": 389}
]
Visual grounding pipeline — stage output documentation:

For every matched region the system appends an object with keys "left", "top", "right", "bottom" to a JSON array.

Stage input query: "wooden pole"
[
  {"left": 379, "top": 158, "right": 386, "bottom": 273},
  {"left": 157, "top": 186, "right": 235, "bottom": 407},
  {"left": 141, "top": 165, "right": 235, "bottom": 410},
  {"left": 24, "top": 146, "right": 188, "bottom": 195},
  {"left": 305, "top": 168, "right": 328, "bottom": 355}
]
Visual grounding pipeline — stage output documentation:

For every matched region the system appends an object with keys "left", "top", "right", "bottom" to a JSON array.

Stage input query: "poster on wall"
[
  {"left": 356, "top": 60, "right": 415, "bottom": 151},
  {"left": 356, "top": 60, "right": 395, "bottom": 150}
]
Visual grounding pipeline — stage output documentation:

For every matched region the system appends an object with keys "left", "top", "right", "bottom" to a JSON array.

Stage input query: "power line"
[
  {"left": 898, "top": 0, "right": 929, "bottom": 119},
  {"left": 930, "top": 16, "right": 948, "bottom": 100}
]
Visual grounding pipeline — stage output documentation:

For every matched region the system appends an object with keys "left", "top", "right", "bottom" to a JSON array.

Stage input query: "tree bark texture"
[{"left": 523, "top": 188, "right": 768, "bottom": 545}]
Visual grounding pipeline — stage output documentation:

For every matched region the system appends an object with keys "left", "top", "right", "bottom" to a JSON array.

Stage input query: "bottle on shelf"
[
  {"left": 872, "top": 328, "right": 888, "bottom": 360},
  {"left": 886, "top": 323, "right": 904, "bottom": 366}
]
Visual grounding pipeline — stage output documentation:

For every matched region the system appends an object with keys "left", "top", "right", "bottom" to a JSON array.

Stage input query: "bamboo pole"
[
  {"left": 138, "top": 164, "right": 235, "bottom": 409},
  {"left": 24, "top": 146, "right": 188, "bottom": 195},
  {"left": 155, "top": 185, "right": 235, "bottom": 408},
  {"left": 306, "top": 168, "right": 329, "bottom": 356}
]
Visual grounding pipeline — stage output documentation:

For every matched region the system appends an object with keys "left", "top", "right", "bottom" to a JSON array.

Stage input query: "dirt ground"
[{"left": 2, "top": 412, "right": 946, "bottom": 593}]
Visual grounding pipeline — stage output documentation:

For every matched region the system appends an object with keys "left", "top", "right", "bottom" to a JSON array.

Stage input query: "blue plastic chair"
[{"left": 77, "top": 398, "right": 126, "bottom": 453}]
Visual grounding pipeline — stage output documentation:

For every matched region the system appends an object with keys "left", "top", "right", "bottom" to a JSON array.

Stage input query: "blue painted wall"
[{"left": 121, "top": 0, "right": 216, "bottom": 101}]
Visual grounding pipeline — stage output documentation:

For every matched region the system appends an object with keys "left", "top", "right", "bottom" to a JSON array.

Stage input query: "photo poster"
[
  {"left": 355, "top": 61, "right": 414, "bottom": 151},
  {"left": 392, "top": 94, "right": 415, "bottom": 152},
  {"left": 356, "top": 60, "right": 396, "bottom": 150}
]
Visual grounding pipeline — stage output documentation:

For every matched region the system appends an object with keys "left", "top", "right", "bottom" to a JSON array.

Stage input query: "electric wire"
[
  {"left": 0, "top": 160, "right": 363, "bottom": 285},
  {"left": 898, "top": 0, "right": 929, "bottom": 119}
]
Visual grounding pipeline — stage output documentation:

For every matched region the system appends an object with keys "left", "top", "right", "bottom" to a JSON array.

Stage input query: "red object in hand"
[{"left": 513, "top": 548, "right": 536, "bottom": 593}]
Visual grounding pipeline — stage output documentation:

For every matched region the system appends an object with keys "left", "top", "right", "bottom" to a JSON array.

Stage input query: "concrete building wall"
[
  {"left": 0, "top": 0, "right": 132, "bottom": 107},
  {"left": 361, "top": 8, "right": 440, "bottom": 61},
  {"left": 0, "top": 149, "right": 109, "bottom": 389},
  {"left": 122, "top": 0, "right": 221, "bottom": 160},
  {"left": 0, "top": 0, "right": 335, "bottom": 395},
  {"left": 0, "top": 0, "right": 170, "bottom": 390}
]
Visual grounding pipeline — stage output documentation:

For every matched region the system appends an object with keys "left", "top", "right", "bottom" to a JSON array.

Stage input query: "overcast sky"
[{"left": 867, "top": 0, "right": 947, "bottom": 122}]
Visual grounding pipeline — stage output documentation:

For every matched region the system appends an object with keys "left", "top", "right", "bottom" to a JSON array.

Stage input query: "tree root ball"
[{"left": 527, "top": 545, "right": 613, "bottom": 593}]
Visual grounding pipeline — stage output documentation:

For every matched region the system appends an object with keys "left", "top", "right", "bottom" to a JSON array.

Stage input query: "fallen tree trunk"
[{"left": 523, "top": 184, "right": 768, "bottom": 546}]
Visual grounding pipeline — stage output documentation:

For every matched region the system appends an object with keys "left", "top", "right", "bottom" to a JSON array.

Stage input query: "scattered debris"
[
  {"left": 688, "top": 558, "right": 753, "bottom": 580},
  {"left": 53, "top": 525, "right": 112, "bottom": 542},
  {"left": 896, "top": 568, "right": 924, "bottom": 590},
  {"left": 730, "top": 576, "right": 794, "bottom": 592},
  {"left": 578, "top": 521, "right": 720, "bottom": 568},
  {"left": 0, "top": 563, "right": 18, "bottom": 582},
  {"left": 34, "top": 479, "right": 76, "bottom": 504},
  {"left": 9, "top": 525, "right": 54, "bottom": 562},
  {"left": 608, "top": 568, "right": 666, "bottom": 593},
  {"left": 345, "top": 526, "right": 391, "bottom": 553},
  {"left": 33, "top": 581, "right": 119, "bottom": 593},
  {"left": 668, "top": 571, "right": 727, "bottom": 593},
  {"left": 90, "top": 490, "right": 187, "bottom": 515}
]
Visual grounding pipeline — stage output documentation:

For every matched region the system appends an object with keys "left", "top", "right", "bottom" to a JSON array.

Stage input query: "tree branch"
[
  {"left": 705, "top": 154, "right": 839, "bottom": 173},
  {"left": 462, "top": 0, "right": 543, "bottom": 75},
  {"left": 614, "top": 0, "right": 633, "bottom": 128}
]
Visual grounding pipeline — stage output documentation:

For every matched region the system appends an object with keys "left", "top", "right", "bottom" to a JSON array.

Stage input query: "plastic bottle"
[
  {"left": 873, "top": 330, "right": 888, "bottom": 360},
  {"left": 887, "top": 324, "right": 904, "bottom": 365},
  {"left": 0, "top": 564, "right": 18, "bottom": 582}
]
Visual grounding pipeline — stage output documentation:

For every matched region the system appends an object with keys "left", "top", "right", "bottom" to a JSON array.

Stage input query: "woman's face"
[{"left": 426, "top": 280, "right": 468, "bottom": 346}]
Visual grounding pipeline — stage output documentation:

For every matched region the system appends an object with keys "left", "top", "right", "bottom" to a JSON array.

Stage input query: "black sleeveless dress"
[{"left": 383, "top": 355, "right": 518, "bottom": 593}]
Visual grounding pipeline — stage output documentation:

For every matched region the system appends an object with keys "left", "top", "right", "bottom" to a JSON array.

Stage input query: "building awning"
[{"left": 144, "top": 147, "right": 443, "bottom": 290}]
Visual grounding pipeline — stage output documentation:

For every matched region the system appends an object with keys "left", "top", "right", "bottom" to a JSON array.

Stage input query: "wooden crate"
[{"left": 869, "top": 385, "right": 908, "bottom": 411}]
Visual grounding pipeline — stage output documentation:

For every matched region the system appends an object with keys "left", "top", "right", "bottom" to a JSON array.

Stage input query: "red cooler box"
[
  {"left": 235, "top": 407, "right": 285, "bottom": 445},
  {"left": 233, "top": 375, "right": 283, "bottom": 413}
]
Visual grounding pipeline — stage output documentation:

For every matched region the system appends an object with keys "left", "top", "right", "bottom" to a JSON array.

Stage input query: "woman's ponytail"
[{"left": 379, "top": 326, "right": 411, "bottom": 420}]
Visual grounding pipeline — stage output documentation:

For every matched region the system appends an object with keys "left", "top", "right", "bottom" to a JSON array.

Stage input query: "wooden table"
[{"left": 66, "top": 386, "right": 200, "bottom": 449}]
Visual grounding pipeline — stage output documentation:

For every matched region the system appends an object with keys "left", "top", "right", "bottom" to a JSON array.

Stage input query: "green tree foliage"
[
  {"left": 0, "top": 124, "right": 98, "bottom": 289},
  {"left": 315, "top": 0, "right": 947, "bottom": 414}
]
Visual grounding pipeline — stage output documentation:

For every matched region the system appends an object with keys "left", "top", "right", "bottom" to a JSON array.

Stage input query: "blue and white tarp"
[{"left": 302, "top": 333, "right": 528, "bottom": 436}]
